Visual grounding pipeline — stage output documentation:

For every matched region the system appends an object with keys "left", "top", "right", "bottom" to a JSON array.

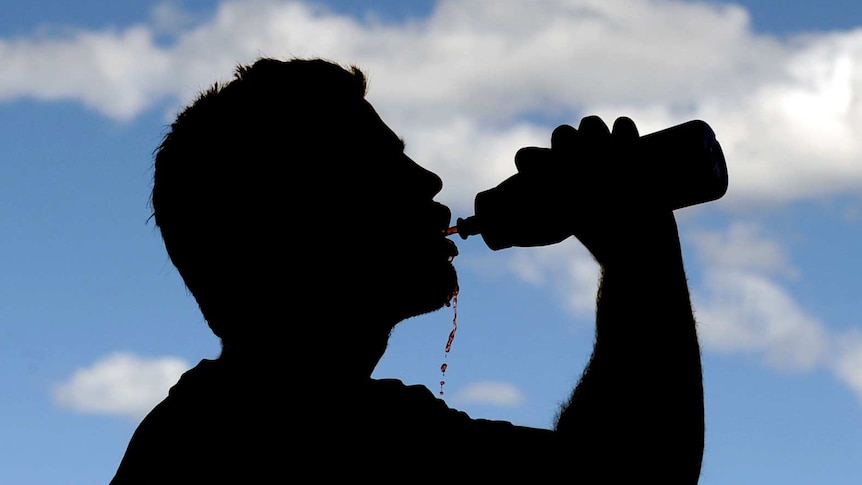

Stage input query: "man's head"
[{"left": 151, "top": 58, "right": 458, "bottom": 349}]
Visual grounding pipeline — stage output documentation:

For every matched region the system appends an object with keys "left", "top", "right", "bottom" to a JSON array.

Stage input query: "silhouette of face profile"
[
  {"left": 334, "top": 100, "right": 459, "bottom": 324},
  {"left": 152, "top": 59, "right": 458, "bottom": 343}
]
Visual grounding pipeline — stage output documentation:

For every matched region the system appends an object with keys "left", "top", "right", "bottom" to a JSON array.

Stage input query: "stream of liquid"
[{"left": 439, "top": 289, "right": 458, "bottom": 396}]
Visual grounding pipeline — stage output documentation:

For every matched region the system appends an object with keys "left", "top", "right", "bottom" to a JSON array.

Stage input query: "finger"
[
  {"left": 610, "top": 117, "right": 645, "bottom": 197},
  {"left": 550, "top": 124, "right": 578, "bottom": 154},
  {"left": 514, "top": 146, "right": 552, "bottom": 174},
  {"left": 577, "top": 116, "right": 611, "bottom": 168},
  {"left": 577, "top": 115, "right": 611, "bottom": 139},
  {"left": 611, "top": 116, "right": 639, "bottom": 142}
]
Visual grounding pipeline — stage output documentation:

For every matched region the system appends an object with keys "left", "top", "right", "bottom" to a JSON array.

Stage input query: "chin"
[
  {"left": 436, "top": 262, "right": 459, "bottom": 305},
  {"left": 393, "top": 263, "right": 459, "bottom": 320}
]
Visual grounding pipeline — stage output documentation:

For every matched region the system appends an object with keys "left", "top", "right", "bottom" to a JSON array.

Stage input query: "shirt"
[{"left": 110, "top": 359, "right": 558, "bottom": 483}]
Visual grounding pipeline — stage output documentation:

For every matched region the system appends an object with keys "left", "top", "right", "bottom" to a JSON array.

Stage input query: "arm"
[
  {"left": 554, "top": 211, "right": 704, "bottom": 483},
  {"left": 551, "top": 116, "right": 704, "bottom": 482},
  {"left": 500, "top": 115, "right": 705, "bottom": 481}
]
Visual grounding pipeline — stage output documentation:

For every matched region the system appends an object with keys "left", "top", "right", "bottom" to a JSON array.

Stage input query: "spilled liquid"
[{"left": 439, "top": 289, "right": 458, "bottom": 396}]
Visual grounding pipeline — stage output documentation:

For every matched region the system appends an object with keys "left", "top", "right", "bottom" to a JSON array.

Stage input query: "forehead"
[
  {"left": 353, "top": 100, "right": 406, "bottom": 152},
  {"left": 332, "top": 100, "right": 439, "bottom": 197},
  {"left": 338, "top": 100, "right": 417, "bottom": 182}
]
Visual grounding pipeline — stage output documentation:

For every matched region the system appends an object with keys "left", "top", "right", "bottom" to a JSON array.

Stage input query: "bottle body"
[{"left": 455, "top": 120, "right": 729, "bottom": 251}]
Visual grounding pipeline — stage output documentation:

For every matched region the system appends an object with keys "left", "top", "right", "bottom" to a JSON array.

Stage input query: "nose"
[{"left": 405, "top": 155, "right": 443, "bottom": 199}]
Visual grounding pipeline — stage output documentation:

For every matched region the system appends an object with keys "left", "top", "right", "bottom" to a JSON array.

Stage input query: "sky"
[{"left": 1, "top": 0, "right": 861, "bottom": 483}]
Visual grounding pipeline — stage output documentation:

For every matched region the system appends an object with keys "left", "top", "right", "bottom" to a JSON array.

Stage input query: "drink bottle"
[{"left": 448, "top": 119, "right": 729, "bottom": 250}]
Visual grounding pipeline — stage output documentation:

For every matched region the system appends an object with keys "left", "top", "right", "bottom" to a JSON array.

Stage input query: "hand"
[
  {"left": 487, "top": 115, "right": 677, "bottom": 266},
  {"left": 553, "top": 116, "right": 677, "bottom": 266}
]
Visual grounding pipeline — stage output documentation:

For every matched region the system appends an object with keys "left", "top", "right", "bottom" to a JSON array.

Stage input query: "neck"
[{"left": 217, "top": 325, "right": 392, "bottom": 382}]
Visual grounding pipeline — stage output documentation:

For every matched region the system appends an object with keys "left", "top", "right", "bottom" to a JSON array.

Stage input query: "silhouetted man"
[{"left": 110, "top": 58, "right": 704, "bottom": 483}]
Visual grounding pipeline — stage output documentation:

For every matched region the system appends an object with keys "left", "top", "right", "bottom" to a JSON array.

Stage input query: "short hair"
[{"left": 151, "top": 58, "right": 367, "bottom": 339}]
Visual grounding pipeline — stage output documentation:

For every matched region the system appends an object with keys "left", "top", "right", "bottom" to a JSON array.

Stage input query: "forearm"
[{"left": 555, "top": 215, "right": 704, "bottom": 482}]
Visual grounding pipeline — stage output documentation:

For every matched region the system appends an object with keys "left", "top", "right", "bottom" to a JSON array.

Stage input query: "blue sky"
[{"left": 1, "top": 1, "right": 861, "bottom": 483}]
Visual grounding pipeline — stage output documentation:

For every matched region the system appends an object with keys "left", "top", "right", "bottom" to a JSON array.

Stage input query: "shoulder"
[
  {"left": 368, "top": 377, "right": 444, "bottom": 403},
  {"left": 361, "top": 378, "right": 553, "bottom": 441},
  {"left": 110, "top": 360, "right": 220, "bottom": 483},
  {"left": 340, "top": 378, "right": 559, "bottom": 472}
]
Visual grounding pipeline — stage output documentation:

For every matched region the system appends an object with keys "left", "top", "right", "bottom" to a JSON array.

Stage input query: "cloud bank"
[{"left": 2, "top": 0, "right": 862, "bottom": 209}]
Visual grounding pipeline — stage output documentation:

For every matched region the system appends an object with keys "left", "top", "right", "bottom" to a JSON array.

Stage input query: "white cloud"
[
  {"left": 831, "top": 332, "right": 862, "bottom": 404},
  {"left": 689, "top": 222, "right": 797, "bottom": 277},
  {"left": 150, "top": 1, "right": 196, "bottom": 36},
  {"left": 689, "top": 223, "right": 862, "bottom": 406},
  {"left": 0, "top": 27, "right": 172, "bottom": 120},
  {"left": 54, "top": 352, "right": 190, "bottom": 420},
  {"left": 690, "top": 224, "right": 826, "bottom": 371},
  {"left": 684, "top": 31, "right": 862, "bottom": 206},
  {"left": 504, "top": 243, "right": 600, "bottom": 316},
  {"left": 693, "top": 269, "right": 827, "bottom": 370},
  {"left": 1, "top": 0, "right": 862, "bottom": 207},
  {"left": 453, "top": 381, "right": 525, "bottom": 407}
]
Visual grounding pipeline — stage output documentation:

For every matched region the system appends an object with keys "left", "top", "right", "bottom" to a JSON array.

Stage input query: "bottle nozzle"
[{"left": 444, "top": 216, "right": 482, "bottom": 240}]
